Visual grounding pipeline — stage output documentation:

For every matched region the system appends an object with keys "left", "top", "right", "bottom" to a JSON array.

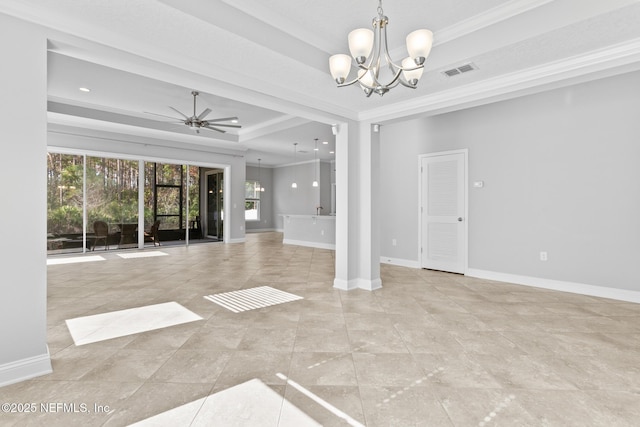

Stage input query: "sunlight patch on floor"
[
  {"left": 65, "top": 301, "right": 202, "bottom": 346},
  {"left": 47, "top": 255, "right": 105, "bottom": 265},
  {"left": 117, "top": 251, "right": 169, "bottom": 259},
  {"left": 129, "top": 379, "right": 321, "bottom": 426},
  {"left": 204, "top": 286, "right": 303, "bottom": 313},
  {"left": 276, "top": 373, "right": 365, "bottom": 427}
]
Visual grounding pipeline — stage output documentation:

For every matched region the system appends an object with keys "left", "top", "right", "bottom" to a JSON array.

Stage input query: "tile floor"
[{"left": 2, "top": 232, "right": 640, "bottom": 426}]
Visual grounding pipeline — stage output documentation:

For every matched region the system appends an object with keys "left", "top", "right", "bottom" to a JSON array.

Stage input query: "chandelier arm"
[
  {"left": 372, "top": 22, "right": 386, "bottom": 85},
  {"left": 378, "top": 68, "right": 404, "bottom": 89},
  {"left": 336, "top": 77, "right": 363, "bottom": 88},
  {"left": 398, "top": 79, "right": 418, "bottom": 89}
]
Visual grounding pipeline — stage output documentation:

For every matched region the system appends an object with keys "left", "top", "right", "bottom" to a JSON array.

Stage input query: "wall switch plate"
[{"left": 392, "top": 239, "right": 397, "bottom": 246}]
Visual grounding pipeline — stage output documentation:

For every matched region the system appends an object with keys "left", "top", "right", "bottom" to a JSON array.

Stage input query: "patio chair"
[
  {"left": 144, "top": 220, "right": 161, "bottom": 246},
  {"left": 91, "top": 220, "right": 110, "bottom": 251}
]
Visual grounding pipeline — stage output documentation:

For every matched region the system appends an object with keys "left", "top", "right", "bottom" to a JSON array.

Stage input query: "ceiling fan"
[{"left": 146, "top": 91, "right": 241, "bottom": 134}]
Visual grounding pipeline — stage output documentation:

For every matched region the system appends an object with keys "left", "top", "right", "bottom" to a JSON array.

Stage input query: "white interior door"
[{"left": 420, "top": 151, "right": 467, "bottom": 274}]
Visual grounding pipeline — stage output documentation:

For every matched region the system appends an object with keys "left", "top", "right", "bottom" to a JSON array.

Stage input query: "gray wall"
[
  {"left": 0, "top": 13, "right": 51, "bottom": 384},
  {"left": 273, "top": 162, "right": 331, "bottom": 229},
  {"left": 380, "top": 69, "right": 640, "bottom": 291},
  {"left": 245, "top": 165, "right": 274, "bottom": 231},
  {"left": 319, "top": 161, "right": 332, "bottom": 216}
]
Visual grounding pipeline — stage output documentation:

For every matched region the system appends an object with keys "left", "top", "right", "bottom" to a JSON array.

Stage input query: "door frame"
[{"left": 418, "top": 149, "right": 469, "bottom": 274}]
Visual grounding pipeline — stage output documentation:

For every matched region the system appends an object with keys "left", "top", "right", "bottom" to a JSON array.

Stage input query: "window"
[{"left": 245, "top": 180, "right": 261, "bottom": 221}]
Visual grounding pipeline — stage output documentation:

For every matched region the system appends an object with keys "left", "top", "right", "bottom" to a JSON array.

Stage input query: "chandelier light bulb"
[
  {"left": 348, "top": 28, "right": 374, "bottom": 64},
  {"left": 406, "top": 29, "right": 433, "bottom": 65},
  {"left": 401, "top": 57, "right": 424, "bottom": 86},
  {"left": 329, "top": 54, "right": 352, "bottom": 84}
]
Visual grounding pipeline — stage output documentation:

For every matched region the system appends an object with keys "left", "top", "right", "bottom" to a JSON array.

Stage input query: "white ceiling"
[{"left": 3, "top": 0, "right": 640, "bottom": 165}]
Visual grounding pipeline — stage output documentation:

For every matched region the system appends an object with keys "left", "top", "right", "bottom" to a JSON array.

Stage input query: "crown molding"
[
  {"left": 435, "top": 0, "right": 554, "bottom": 46},
  {"left": 362, "top": 37, "right": 640, "bottom": 123}
]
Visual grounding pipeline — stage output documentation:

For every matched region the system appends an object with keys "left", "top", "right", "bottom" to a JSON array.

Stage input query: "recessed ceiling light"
[
  {"left": 322, "top": 141, "right": 329, "bottom": 145},
  {"left": 79, "top": 87, "right": 91, "bottom": 92},
  {"left": 231, "top": 119, "right": 238, "bottom": 123},
  {"left": 329, "top": 151, "right": 335, "bottom": 154}
]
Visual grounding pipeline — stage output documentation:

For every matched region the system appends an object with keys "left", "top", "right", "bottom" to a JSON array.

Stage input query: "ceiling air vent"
[{"left": 442, "top": 63, "right": 477, "bottom": 77}]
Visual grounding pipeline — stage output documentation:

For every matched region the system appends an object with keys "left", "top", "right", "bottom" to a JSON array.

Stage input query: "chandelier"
[{"left": 328, "top": 0, "right": 433, "bottom": 97}]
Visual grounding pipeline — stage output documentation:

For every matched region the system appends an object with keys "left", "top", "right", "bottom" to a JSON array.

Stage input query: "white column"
[
  {"left": 358, "top": 122, "right": 382, "bottom": 290},
  {"left": 0, "top": 14, "right": 52, "bottom": 386},
  {"left": 334, "top": 122, "right": 353, "bottom": 289},
  {"left": 333, "top": 121, "right": 382, "bottom": 291}
]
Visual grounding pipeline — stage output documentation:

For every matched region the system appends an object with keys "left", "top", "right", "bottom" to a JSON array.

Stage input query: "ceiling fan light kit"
[
  {"left": 146, "top": 91, "right": 241, "bottom": 134},
  {"left": 329, "top": 0, "right": 433, "bottom": 97}
]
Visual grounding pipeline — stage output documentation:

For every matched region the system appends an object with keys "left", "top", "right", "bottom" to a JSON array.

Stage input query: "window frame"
[{"left": 244, "top": 180, "right": 261, "bottom": 222}]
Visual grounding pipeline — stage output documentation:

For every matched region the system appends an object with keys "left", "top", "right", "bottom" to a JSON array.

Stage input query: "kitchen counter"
[{"left": 280, "top": 214, "right": 336, "bottom": 250}]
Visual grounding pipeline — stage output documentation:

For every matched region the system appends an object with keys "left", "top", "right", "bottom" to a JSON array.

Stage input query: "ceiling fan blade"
[
  {"left": 197, "top": 108, "right": 212, "bottom": 120},
  {"left": 203, "top": 125, "right": 226, "bottom": 133},
  {"left": 202, "top": 122, "right": 242, "bottom": 128},
  {"left": 205, "top": 116, "right": 239, "bottom": 123},
  {"left": 144, "top": 111, "right": 184, "bottom": 121},
  {"left": 169, "top": 106, "right": 190, "bottom": 120}
]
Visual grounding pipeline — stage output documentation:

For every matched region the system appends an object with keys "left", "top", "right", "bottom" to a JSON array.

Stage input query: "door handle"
[{"left": 457, "top": 217, "right": 463, "bottom": 222}]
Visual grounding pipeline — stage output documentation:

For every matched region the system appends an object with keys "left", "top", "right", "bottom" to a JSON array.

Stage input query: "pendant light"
[
  {"left": 257, "top": 158, "right": 265, "bottom": 192},
  {"left": 312, "top": 138, "right": 319, "bottom": 187},
  {"left": 291, "top": 143, "right": 298, "bottom": 189}
]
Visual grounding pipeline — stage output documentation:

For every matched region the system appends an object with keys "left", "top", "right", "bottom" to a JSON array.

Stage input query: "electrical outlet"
[
  {"left": 540, "top": 251, "right": 548, "bottom": 261},
  {"left": 392, "top": 239, "right": 397, "bottom": 246}
]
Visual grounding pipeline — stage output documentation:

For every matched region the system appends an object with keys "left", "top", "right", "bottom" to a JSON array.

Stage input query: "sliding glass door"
[
  {"left": 86, "top": 156, "right": 139, "bottom": 250},
  {"left": 48, "top": 151, "right": 207, "bottom": 254},
  {"left": 206, "top": 170, "right": 224, "bottom": 239},
  {"left": 47, "top": 153, "right": 84, "bottom": 254}
]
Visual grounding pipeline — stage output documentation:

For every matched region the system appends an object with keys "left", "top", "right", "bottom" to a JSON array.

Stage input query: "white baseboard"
[
  {"left": 466, "top": 268, "right": 640, "bottom": 304},
  {"left": 0, "top": 350, "right": 52, "bottom": 388},
  {"left": 358, "top": 278, "right": 383, "bottom": 291},
  {"left": 380, "top": 256, "right": 420, "bottom": 269},
  {"left": 227, "top": 238, "right": 246, "bottom": 244},
  {"left": 246, "top": 228, "right": 277, "bottom": 233},
  {"left": 283, "top": 239, "right": 335, "bottom": 250},
  {"left": 333, "top": 278, "right": 358, "bottom": 291},
  {"left": 333, "top": 277, "right": 382, "bottom": 291}
]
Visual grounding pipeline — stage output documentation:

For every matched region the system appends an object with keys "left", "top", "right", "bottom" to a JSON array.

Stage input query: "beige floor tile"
[
  {"left": 149, "top": 349, "right": 230, "bottom": 384},
  {"left": 352, "top": 353, "right": 427, "bottom": 387},
  {"left": 20, "top": 231, "right": 639, "bottom": 426},
  {"left": 359, "top": 385, "right": 454, "bottom": 427},
  {"left": 435, "top": 387, "right": 538, "bottom": 426},
  {"left": 294, "top": 327, "right": 351, "bottom": 353},
  {"left": 288, "top": 352, "right": 358, "bottom": 386},
  {"left": 282, "top": 385, "right": 365, "bottom": 427},
  {"left": 79, "top": 348, "right": 176, "bottom": 382}
]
